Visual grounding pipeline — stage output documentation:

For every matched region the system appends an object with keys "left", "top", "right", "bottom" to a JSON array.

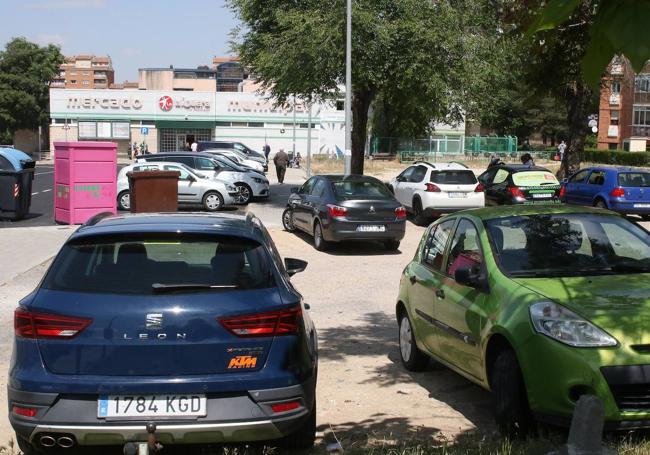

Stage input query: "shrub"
[{"left": 583, "top": 149, "right": 650, "bottom": 167}]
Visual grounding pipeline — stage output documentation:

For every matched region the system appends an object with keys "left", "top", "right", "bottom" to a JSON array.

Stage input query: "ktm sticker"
[{"left": 228, "top": 355, "right": 258, "bottom": 369}]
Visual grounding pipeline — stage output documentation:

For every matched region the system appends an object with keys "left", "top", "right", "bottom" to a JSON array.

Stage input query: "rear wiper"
[{"left": 152, "top": 283, "right": 238, "bottom": 293}]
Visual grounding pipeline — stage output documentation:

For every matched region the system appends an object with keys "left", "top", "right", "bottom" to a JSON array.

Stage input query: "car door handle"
[{"left": 436, "top": 289, "right": 445, "bottom": 299}]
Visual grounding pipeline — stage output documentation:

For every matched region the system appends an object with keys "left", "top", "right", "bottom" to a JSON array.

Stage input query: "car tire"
[
  {"left": 412, "top": 198, "right": 427, "bottom": 226},
  {"left": 398, "top": 312, "right": 428, "bottom": 371},
  {"left": 313, "top": 221, "right": 329, "bottom": 251},
  {"left": 202, "top": 191, "right": 224, "bottom": 212},
  {"left": 235, "top": 183, "right": 252, "bottom": 205},
  {"left": 279, "top": 399, "right": 316, "bottom": 450},
  {"left": 117, "top": 190, "right": 131, "bottom": 211},
  {"left": 282, "top": 208, "right": 296, "bottom": 232},
  {"left": 594, "top": 199, "right": 607, "bottom": 209},
  {"left": 490, "top": 349, "right": 532, "bottom": 438},
  {"left": 384, "top": 239, "right": 400, "bottom": 251}
]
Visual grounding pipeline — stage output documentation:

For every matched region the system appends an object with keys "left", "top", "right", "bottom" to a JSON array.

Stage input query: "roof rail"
[{"left": 82, "top": 211, "right": 115, "bottom": 227}]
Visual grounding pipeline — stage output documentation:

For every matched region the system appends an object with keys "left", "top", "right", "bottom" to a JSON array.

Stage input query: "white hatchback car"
[
  {"left": 389, "top": 161, "right": 485, "bottom": 225},
  {"left": 116, "top": 162, "right": 239, "bottom": 212}
]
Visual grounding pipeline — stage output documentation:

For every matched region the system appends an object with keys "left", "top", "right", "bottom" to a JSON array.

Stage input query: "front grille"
[{"left": 601, "top": 365, "right": 650, "bottom": 411}]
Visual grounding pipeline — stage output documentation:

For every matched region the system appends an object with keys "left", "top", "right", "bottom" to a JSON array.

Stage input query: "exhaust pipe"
[
  {"left": 39, "top": 435, "right": 56, "bottom": 448},
  {"left": 57, "top": 436, "right": 75, "bottom": 448}
]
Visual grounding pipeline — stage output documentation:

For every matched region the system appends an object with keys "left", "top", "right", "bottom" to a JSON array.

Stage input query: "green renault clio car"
[{"left": 396, "top": 204, "right": 650, "bottom": 435}]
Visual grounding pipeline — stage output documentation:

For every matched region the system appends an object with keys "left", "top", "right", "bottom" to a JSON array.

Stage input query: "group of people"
[{"left": 130, "top": 142, "right": 149, "bottom": 160}]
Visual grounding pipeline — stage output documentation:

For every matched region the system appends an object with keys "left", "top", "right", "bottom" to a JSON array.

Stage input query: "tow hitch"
[{"left": 123, "top": 422, "right": 164, "bottom": 455}]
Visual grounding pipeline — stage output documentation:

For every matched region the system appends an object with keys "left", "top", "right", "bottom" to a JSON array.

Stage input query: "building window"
[
  {"left": 336, "top": 100, "right": 344, "bottom": 111},
  {"left": 231, "top": 122, "right": 248, "bottom": 128},
  {"left": 215, "top": 122, "right": 232, "bottom": 127},
  {"left": 610, "top": 110, "right": 620, "bottom": 126},
  {"left": 248, "top": 122, "right": 264, "bottom": 128},
  {"left": 608, "top": 143, "right": 618, "bottom": 150},
  {"left": 82, "top": 80, "right": 89, "bottom": 85},
  {"left": 70, "top": 79, "right": 77, "bottom": 84},
  {"left": 611, "top": 81, "right": 621, "bottom": 94}
]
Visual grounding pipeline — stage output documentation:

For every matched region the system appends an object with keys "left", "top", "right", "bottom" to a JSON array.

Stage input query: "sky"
[{"left": 0, "top": 0, "right": 239, "bottom": 82}]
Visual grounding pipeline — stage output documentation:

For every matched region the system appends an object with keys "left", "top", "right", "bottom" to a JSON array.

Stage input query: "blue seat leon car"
[
  {"left": 9, "top": 212, "right": 317, "bottom": 454},
  {"left": 561, "top": 166, "right": 650, "bottom": 219}
]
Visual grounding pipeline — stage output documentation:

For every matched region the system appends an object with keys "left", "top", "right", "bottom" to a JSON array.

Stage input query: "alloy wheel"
[
  {"left": 399, "top": 317, "right": 413, "bottom": 362},
  {"left": 236, "top": 184, "right": 251, "bottom": 204}
]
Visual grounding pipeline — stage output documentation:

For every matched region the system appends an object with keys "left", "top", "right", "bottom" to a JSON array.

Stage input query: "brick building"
[
  {"left": 51, "top": 55, "right": 115, "bottom": 89},
  {"left": 598, "top": 57, "right": 650, "bottom": 151}
]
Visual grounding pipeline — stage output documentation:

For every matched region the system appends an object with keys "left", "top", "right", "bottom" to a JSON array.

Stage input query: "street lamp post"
[{"left": 344, "top": 0, "right": 352, "bottom": 176}]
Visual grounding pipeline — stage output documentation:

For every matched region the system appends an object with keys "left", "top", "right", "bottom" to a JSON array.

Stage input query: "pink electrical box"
[{"left": 54, "top": 141, "right": 117, "bottom": 224}]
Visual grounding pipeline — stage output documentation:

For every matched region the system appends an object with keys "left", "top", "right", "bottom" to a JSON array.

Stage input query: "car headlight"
[
  {"left": 529, "top": 302, "right": 617, "bottom": 348},
  {"left": 252, "top": 177, "right": 266, "bottom": 184}
]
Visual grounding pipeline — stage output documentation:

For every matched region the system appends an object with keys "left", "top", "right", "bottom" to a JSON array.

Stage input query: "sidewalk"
[{"left": 0, "top": 225, "right": 77, "bottom": 285}]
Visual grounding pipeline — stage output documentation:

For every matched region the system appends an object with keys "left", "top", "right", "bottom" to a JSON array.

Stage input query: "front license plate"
[
  {"left": 448, "top": 192, "right": 467, "bottom": 198},
  {"left": 635, "top": 203, "right": 650, "bottom": 208},
  {"left": 532, "top": 193, "right": 553, "bottom": 198},
  {"left": 356, "top": 225, "right": 386, "bottom": 232},
  {"left": 98, "top": 395, "right": 207, "bottom": 418}
]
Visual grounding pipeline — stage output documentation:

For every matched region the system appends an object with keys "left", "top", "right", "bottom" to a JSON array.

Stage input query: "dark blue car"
[
  {"left": 9, "top": 212, "right": 317, "bottom": 453},
  {"left": 561, "top": 166, "right": 650, "bottom": 219}
]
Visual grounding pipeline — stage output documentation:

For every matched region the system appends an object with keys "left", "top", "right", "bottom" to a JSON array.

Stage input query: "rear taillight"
[
  {"left": 610, "top": 187, "right": 625, "bottom": 198},
  {"left": 425, "top": 183, "right": 441, "bottom": 192},
  {"left": 219, "top": 306, "right": 302, "bottom": 338},
  {"left": 14, "top": 309, "right": 92, "bottom": 339},
  {"left": 12, "top": 405, "right": 37, "bottom": 418},
  {"left": 395, "top": 206, "right": 407, "bottom": 219},
  {"left": 327, "top": 204, "right": 347, "bottom": 218},
  {"left": 474, "top": 183, "right": 485, "bottom": 192},
  {"left": 559, "top": 186, "right": 566, "bottom": 198},
  {"left": 271, "top": 401, "right": 301, "bottom": 413},
  {"left": 508, "top": 186, "right": 525, "bottom": 199}
]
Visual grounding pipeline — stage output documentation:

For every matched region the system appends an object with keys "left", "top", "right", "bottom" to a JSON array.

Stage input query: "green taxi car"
[{"left": 396, "top": 205, "right": 650, "bottom": 435}]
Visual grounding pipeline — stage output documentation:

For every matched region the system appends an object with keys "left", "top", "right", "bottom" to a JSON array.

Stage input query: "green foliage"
[
  {"left": 529, "top": 0, "right": 650, "bottom": 86},
  {"left": 583, "top": 149, "right": 650, "bottom": 166},
  {"left": 0, "top": 37, "right": 64, "bottom": 135}
]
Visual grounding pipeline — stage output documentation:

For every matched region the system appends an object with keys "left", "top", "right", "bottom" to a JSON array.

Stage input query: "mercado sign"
[{"left": 67, "top": 96, "right": 143, "bottom": 110}]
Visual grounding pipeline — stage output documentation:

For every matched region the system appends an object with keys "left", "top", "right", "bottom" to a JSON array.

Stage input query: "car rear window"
[
  {"left": 618, "top": 172, "right": 650, "bottom": 187},
  {"left": 42, "top": 234, "right": 275, "bottom": 294},
  {"left": 430, "top": 170, "right": 477, "bottom": 185},
  {"left": 511, "top": 171, "right": 559, "bottom": 187},
  {"left": 332, "top": 180, "right": 393, "bottom": 200}
]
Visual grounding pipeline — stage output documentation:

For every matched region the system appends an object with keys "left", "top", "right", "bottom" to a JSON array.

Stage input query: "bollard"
[{"left": 548, "top": 395, "right": 617, "bottom": 455}]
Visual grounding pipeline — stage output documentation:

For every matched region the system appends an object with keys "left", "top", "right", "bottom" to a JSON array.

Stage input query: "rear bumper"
[
  {"left": 322, "top": 218, "right": 406, "bottom": 243},
  {"left": 9, "top": 375, "right": 315, "bottom": 446},
  {"left": 419, "top": 192, "right": 485, "bottom": 212},
  {"left": 608, "top": 200, "right": 650, "bottom": 215}
]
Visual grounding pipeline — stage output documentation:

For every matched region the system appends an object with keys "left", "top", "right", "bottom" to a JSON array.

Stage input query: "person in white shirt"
[{"left": 191, "top": 142, "right": 198, "bottom": 152}]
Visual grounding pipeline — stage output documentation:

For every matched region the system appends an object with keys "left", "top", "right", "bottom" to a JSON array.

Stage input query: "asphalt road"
[{"left": 0, "top": 164, "right": 55, "bottom": 228}]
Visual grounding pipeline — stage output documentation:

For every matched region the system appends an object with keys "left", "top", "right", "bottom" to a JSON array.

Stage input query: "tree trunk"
[
  {"left": 351, "top": 89, "right": 374, "bottom": 175},
  {"left": 561, "top": 81, "right": 592, "bottom": 178}
]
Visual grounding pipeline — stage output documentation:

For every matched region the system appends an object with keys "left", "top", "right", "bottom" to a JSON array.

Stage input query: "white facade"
[{"left": 49, "top": 89, "right": 345, "bottom": 157}]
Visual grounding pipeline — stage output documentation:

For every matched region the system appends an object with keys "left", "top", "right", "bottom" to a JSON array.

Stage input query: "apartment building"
[{"left": 50, "top": 55, "right": 115, "bottom": 89}]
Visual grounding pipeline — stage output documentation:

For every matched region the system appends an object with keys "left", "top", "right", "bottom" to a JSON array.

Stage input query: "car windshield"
[
  {"left": 511, "top": 171, "right": 559, "bottom": 186},
  {"left": 486, "top": 213, "right": 650, "bottom": 278},
  {"left": 332, "top": 179, "right": 393, "bottom": 200},
  {"left": 618, "top": 172, "right": 650, "bottom": 187},
  {"left": 431, "top": 170, "right": 477, "bottom": 185},
  {"left": 42, "top": 234, "right": 275, "bottom": 294},
  {"left": 212, "top": 154, "right": 246, "bottom": 172}
]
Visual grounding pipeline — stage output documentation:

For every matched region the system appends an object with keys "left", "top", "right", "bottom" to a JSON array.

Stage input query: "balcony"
[
  {"left": 609, "top": 93, "right": 621, "bottom": 105},
  {"left": 633, "top": 126, "right": 650, "bottom": 138},
  {"left": 635, "top": 92, "right": 650, "bottom": 105},
  {"left": 610, "top": 64, "right": 624, "bottom": 75}
]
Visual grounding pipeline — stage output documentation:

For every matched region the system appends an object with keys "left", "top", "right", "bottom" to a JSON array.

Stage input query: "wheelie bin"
[{"left": 0, "top": 148, "right": 35, "bottom": 220}]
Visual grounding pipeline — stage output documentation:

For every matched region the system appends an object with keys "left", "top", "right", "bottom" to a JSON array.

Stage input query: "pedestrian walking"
[
  {"left": 558, "top": 140, "right": 567, "bottom": 161},
  {"left": 263, "top": 143, "right": 271, "bottom": 162},
  {"left": 273, "top": 148, "right": 289, "bottom": 183},
  {"left": 191, "top": 141, "right": 198, "bottom": 152}
]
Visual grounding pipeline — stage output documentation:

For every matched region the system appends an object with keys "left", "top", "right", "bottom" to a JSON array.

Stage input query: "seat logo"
[
  {"left": 228, "top": 355, "right": 258, "bottom": 369},
  {"left": 146, "top": 313, "right": 163, "bottom": 330},
  {"left": 369, "top": 206, "right": 375, "bottom": 214}
]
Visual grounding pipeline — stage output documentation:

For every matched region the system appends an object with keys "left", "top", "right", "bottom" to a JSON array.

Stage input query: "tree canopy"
[
  {"left": 229, "top": 0, "right": 506, "bottom": 173},
  {"left": 0, "top": 37, "right": 64, "bottom": 142}
]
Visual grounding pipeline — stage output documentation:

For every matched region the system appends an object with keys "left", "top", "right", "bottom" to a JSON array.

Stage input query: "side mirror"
[
  {"left": 454, "top": 265, "right": 486, "bottom": 291},
  {"left": 285, "top": 258, "right": 308, "bottom": 276},
  {"left": 213, "top": 165, "right": 221, "bottom": 171},
  {"left": 187, "top": 175, "right": 196, "bottom": 182},
  {"left": 290, "top": 187, "right": 299, "bottom": 194}
]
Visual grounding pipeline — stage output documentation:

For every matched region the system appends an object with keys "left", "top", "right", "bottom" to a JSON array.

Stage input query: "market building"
[{"left": 48, "top": 88, "right": 346, "bottom": 158}]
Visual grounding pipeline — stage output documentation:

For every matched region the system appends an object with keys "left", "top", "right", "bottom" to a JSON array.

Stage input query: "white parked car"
[
  {"left": 204, "top": 148, "right": 266, "bottom": 174},
  {"left": 389, "top": 161, "right": 485, "bottom": 225},
  {"left": 116, "top": 162, "right": 239, "bottom": 212}
]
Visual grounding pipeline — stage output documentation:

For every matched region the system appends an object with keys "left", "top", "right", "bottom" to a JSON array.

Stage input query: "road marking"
[
  {"left": 32, "top": 192, "right": 39, "bottom": 196},
  {"left": 42, "top": 189, "right": 52, "bottom": 193},
  {"left": 35, "top": 171, "right": 54, "bottom": 176}
]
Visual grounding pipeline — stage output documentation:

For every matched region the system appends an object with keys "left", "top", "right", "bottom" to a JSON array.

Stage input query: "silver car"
[
  {"left": 116, "top": 162, "right": 239, "bottom": 211},
  {"left": 203, "top": 148, "right": 266, "bottom": 174},
  {"left": 140, "top": 152, "right": 270, "bottom": 205}
]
